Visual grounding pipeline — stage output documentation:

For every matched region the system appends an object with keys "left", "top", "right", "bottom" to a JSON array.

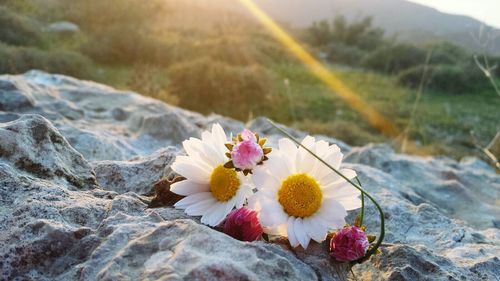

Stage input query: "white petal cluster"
[{"left": 170, "top": 125, "right": 360, "bottom": 249}]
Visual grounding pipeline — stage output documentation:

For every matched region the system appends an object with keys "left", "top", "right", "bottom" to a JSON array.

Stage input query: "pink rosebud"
[
  {"left": 329, "top": 226, "right": 369, "bottom": 262},
  {"left": 231, "top": 140, "right": 264, "bottom": 170},
  {"left": 223, "top": 208, "right": 263, "bottom": 242},
  {"left": 240, "top": 129, "right": 257, "bottom": 142}
]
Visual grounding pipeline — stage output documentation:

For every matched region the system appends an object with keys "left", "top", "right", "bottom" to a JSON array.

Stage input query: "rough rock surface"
[{"left": 0, "top": 71, "right": 498, "bottom": 281}]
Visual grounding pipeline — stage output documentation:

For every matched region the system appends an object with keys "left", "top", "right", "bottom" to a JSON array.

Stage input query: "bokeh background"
[{"left": 1, "top": 0, "right": 499, "bottom": 165}]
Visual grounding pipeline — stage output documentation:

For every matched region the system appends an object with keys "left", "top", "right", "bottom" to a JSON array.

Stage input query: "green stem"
[
  {"left": 355, "top": 177, "right": 364, "bottom": 227},
  {"left": 267, "top": 119, "right": 385, "bottom": 264}
]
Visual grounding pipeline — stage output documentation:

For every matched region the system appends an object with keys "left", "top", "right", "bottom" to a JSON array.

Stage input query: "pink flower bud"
[
  {"left": 240, "top": 129, "right": 257, "bottom": 142},
  {"left": 223, "top": 208, "right": 263, "bottom": 242},
  {"left": 329, "top": 226, "right": 369, "bottom": 262},
  {"left": 231, "top": 140, "right": 264, "bottom": 170}
]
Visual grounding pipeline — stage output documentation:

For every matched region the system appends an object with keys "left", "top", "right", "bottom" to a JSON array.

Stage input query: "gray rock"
[
  {"left": 0, "top": 114, "right": 97, "bottom": 190},
  {"left": 344, "top": 144, "right": 500, "bottom": 229},
  {"left": 92, "top": 147, "right": 179, "bottom": 195},
  {"left": 0, "top": 71, "right": 201, "bottom": 161},
  {"left": 341, "top": 163, "right": 499, "bottom": 280},
  {"left": 0, "top": 115, "right": 321, "bottom": 281},
  {"left": 0, "top": 71, "right": 498, "bottom": 281},
  {"left": 79, "top": 217, "right": 317, "bottom": 281},
  {"left": 0, "top": 79, "right": 35, "bottom": 111}
]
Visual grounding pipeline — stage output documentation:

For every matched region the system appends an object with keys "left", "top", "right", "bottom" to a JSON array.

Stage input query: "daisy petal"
[
  {"left": 170, "top": 180, "right": 209, "bottom": 196},
  {"left": 318, "top": 167, "right": 355, "bottom": 187},
  {"left": 260, "top": 202, "right": 288, "bottom": 227},
  {"left": 287, "top": 217, "right": 299, "bottom": 247},
  {"left": 175, "top": 192, "right": 212, "bottom": 209},
  {"left": 339, "top": 168, "right": 357, "bottom": 179},
  {"left": 247, "top": 192, "right": 266, "bottom": 211},
  {"left": 253, "top": 167, "right": 280, "bottom": 191},
  {"left": 297, "top": 136, "right": 316, "bottom": 173},
  {"left": 211, "top": 123, "right": 227, "bottom": 144},
  {"left": 337, "top": 197, "right": 362, "bottom": 210},
  {"left": 201, "top": 203, "right": 220, "bottom": 225},
  {"left": 171, "top": 158, "right": 211, "bottom": 184},
  {"left": 234, "top": 186, "right": 250, "bottom": 208},
  {"left": 278, "top": 138, "right": 298, "bottom": 172},
  {"left": 265, "top": 153, "right": 292, "bottom": 182},
  {"left": 210, "top": 201, "right": 234, "bottom": 226},
  {"left": 314, "top": 140, "right": 330, "bottom": 157},
  {"left": 325, "top": 146, "right": 343, "bottom": 170},
  {"left": 303, "top": 216, "right": 327, "bottom": 243},
  {"left": 316, "top": 152, "right": 343, "bottom": 180},
  {"left": 324, "top": 181, "right": 360, "bottom": 200},
  {"left": 183, "top": 138, "right": 219, "bottom": 167},
  {"left": 278, "top": 138, "right": 297, "bottom": 154},
  {"left": 185, "top": 198, "right": 216, "bottom": 216},
  {"left": 318, "top": 198, "right": 347, "bottom": 229},
  {"left": 294, "top": 218, "right": 310, "bottom": 249}
]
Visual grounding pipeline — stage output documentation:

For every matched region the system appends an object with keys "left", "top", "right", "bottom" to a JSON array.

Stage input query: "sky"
[{"left": 408, "top": 0, "right": 500, "bottom": 28}]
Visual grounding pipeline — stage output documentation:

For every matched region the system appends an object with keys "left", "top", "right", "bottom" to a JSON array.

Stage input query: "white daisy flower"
[
  {"left": 249, "top": 136, "right": 361, "bottom": 249},
  {"left": 170, "top": 124, "right": 254, "bottom": 227}
]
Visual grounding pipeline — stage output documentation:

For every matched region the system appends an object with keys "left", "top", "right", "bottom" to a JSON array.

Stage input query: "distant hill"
[{"left": 251, "top": 0, "right": 500, "bottom": 55}]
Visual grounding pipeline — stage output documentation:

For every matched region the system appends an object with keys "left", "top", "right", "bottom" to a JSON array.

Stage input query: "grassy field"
[
  {"left": 91, "top": 61, "right": 499, "bottom": 159},
  {"left": 272, "top": 64, "right": 499, "bottom": 158}
]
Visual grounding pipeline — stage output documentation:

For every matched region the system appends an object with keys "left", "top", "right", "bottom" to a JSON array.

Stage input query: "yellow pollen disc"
[
  {"left": 278, "top": 173, "right": 323, "bottom": 218},
  {"left": 210, "top": 165, "right": 240, "bottom": 202}
]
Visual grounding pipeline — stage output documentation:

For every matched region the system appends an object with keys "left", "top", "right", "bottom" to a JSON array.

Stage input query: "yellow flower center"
[
  {"left": 210, "top": 165, "right": 240, "bottom": 202},
  {"left": 278, "top": 173, "right": 323, "bottom": 218}
]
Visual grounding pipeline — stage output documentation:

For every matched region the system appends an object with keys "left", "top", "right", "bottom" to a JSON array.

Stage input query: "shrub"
[
  {"left": 362, "top": 44, "right": 427, "bottom": 74},
  {"left": 44, "top": 50, "right": 93, "bottom": 78},
  {"left": 307, "top": 20, "right": 333, "bottom": 47},
  {"left": 63, "top": 0, "right": 166, "bottom": 34},
  {"left": 397, "top": 65, "right": 427, "bottom": 89},
  {"left": 129, "top": 33, "right": 292, "bottom": 67},
  {"left": 0, "top": 7, "right": 41, "bottom": 46},
  {"left": 427, "top": 42, "right": 468, "bottom": 65},
  {"left": 202, "top": 37, "right": 274, "bottom": 66},
  {"left": 0, "top": 43, "right": 92, "bottom": 78},
  {"left": 326, "top": 42, "right": 366, "bottom": 66},
  {"left": 167, "top": 57, "right": 275, "bottom": 120},
  {"left": 251, "top": 35, "right": 292, "bottom": 63},
  {"left": 398, "top": 64, "right": 475, "bottom": 94},
  {"left": 159, "top": 36, "right": 267, "bottom": 66},
  {"left": 424, "top": 65, "right": 470, "bottom": 93},
  {"left": 0, "top": 0, "right": 36, "bottom": 13},
  {"left": 64, "top": 0, "right": 170, "bottom": 65},
  {"left": 80, "top": 26, "right": 171, "bottom": 65},
  {"left": 126, "top": 64, "right": 178, "bottom": 105},
  {"left": 306, "top": 16, "right": 385, "bottom": 51}
]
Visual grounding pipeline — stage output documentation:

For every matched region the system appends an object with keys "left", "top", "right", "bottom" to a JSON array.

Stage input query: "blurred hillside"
[
  {"left": 0, "top": 0, "right": 498, "bottom": 164},
  {"left": 251, "top": 0, "right": 500, "bottom": 55}
]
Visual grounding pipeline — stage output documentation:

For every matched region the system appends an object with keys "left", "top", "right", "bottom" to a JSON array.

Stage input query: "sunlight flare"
[{"left": 239, "top": 0, "right": 399, "bottom": 137}]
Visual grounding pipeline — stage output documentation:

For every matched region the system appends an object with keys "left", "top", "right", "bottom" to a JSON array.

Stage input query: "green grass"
[
  {"left": 85, "top": 61, "right": 498, "bottom": 159},
  {"left": 65, "top": 60, "right": 499, "bottom": 159},
  {"left": 268, "top": 63, "right": 499, "bottom": 158},
  {"left": 91, "top": 64, "right": 134, "bottom": 89}
]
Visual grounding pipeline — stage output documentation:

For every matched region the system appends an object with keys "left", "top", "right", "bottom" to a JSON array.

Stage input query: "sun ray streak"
[{"left": 239, "top": 0, "right": 399, "bottom": 137}]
